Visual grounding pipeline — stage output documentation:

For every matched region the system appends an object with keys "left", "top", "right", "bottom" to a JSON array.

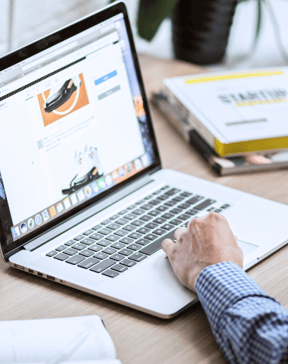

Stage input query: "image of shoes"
[
  {"left": 62, "top": 147, "right": 104, "bottom": 195},
  {"left": 44, "top": 75, "right": 81, "bottom": 113}
]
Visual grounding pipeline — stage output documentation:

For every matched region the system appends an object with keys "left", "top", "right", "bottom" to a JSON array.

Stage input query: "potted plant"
[{"left": 111, "top": 0, "right": 262, "bottom": 65}]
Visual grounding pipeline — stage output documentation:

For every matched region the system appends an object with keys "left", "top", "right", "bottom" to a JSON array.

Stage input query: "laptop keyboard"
[{"left": 46, "top": 186, "right": 230, "bottom": 278}]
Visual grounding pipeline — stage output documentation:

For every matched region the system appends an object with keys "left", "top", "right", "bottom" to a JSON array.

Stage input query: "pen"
[{"left": 46, "top": 330, "right": 90, "bottom": 364}]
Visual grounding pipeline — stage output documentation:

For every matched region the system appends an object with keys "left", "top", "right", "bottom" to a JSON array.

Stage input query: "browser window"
[{"left": 0, "top": 14, "right": 156, "bottom": 244}]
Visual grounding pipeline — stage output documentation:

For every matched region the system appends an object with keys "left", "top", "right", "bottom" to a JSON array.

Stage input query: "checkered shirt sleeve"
[{"left": 195, "top": 262, "right": 288, "bottom": 364}]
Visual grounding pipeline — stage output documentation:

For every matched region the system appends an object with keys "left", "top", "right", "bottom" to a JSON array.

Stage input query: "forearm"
[{"left": 196, "top": 263, "right": 288, "bottom": 364}]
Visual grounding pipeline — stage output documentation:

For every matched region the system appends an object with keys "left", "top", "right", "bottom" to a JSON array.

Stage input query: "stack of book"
[{"left": 153, "top": 67, "right": 288, "bottom": 175}]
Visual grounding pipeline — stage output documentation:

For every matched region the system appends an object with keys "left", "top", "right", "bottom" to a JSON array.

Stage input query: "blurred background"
[{"left": 1, "top": 0, "right": 288, "bottom": 70}]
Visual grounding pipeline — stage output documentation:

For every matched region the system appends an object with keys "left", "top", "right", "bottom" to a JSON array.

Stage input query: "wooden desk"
[{"left": 1, "top": 55, "right": 288, "bottom": 364}]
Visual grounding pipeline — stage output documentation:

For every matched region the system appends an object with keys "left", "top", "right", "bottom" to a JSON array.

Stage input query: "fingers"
[
  {"left": 161, "top": 238, "right": 174, "bottom": 257},
  {"left": 174, "top": 226, "right": 187, "bottom": 241}
]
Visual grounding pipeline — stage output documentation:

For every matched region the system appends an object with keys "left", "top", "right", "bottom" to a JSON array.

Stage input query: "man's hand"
[{"left": 161, "top": 212, "right": 243, "bottom": 292}]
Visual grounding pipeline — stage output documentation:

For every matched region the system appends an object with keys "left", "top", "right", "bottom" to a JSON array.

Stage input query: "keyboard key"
[
  {"left": 136, "top": 238, "right": 150, "bottom": 246},
  {"left": 63, "top": 248, "right": 78, "bottom": 256},
  {"left": 55, "top": 245, "right": 66, "bottom": 252},
  {"left": 105, "top": 235, "right": 119, "bottom": 242},
  {"left": 144, "top": 233, "right": 158, "bottom": 241},
  {"left": 64, "top": 240, "right": 74, "bottom": 246},
  {"left": 194, "top": 199, "right": 216, "bottom": 211},
  {"left": 171, "top": 196, "right": 185, "bottom": 202},
  {"left": 145, "top": 222, "right": 158, "bottom": 230},
  {"left": 106, "top": 223, "right": 120, "bottom": 230},
  {"left": 94, "top": 252, "right": 109, "bottom": 260},
  {"left": 161, "top": 185, "right": 170, "bottom": 190},
  {"left": 110, "top": 214, "right": 120, "bottom": 220},
  {"left": 102, "top": 269, "right": 119, "bottom": 278},
  {"left": 90, "top": 233, "right": 103, "bottom": 240},
  {"left": 144, "top": 194, "right": 153, "bottom": 200},
  {"left": 178, "top": 203, "right": 190, "bottom": 210},
  {"left": 165, "top": 188, "right": 181, "bottom": 195},
  {"left": 136, "top": 227, "right": 150, "bottom": 234},
  {"left": 140, "top": 230, "right": 175, "bottom": 256},
  {"left": 170, "top": 208, "right": 182, "bottom": 214},
  {"left": 220, "top": 204, "right": 230, "bottom": 209},
  {"left": 132, "top": 208, "right": 145, "bottom": 215},
  {"left": 73, "top": 243, "right": 86, "bottom": 251},
  {"left": 156, "top": 205, "right": 168, "bottom": 212},
  {"left": 123, "top": 225, "right": 137, "bottom": 232},
  {"left": 153, "top": 217, "right": 166, "bottom": 224},
  {"left": 128, "top": 232, "right": 142, "bottom": 239},
  {"left": 102, "top": 247, "right": 117, "bottom": 255},
  {"left": 114, "top": 229, "right": 127, "bottom": 237},
  {"left": 186, "top": 195, "right": 205, "bottom": 204},
  {"left": 135, "top": 199, "right": 145, "bottom": 205},
  {"left": 129, "top": 252, "right": 147, "bottom": 262},
  {"left": 81, "top": 238, "right": 94, "bottom": 245},
  {"left": 101, "top": 219, "right": 111, "bottom": 225},
  {"left": 169, "top": 219, "right": 182, "bottom": 226},
  {"left": 121, "top": 259, "right": 137, "bottom": 267},
  {"left": 148, "top": 199, "right": 161, "bottom": 205},
  {"left": 115, "top": 218, "right": 129, "bottom": 225},
  {"left": 162, "top": 213, "right": 175, "bottom": 219},
  {"left": 124, "top": 213, "right": 137, "bottom": 220},
  {"left": 111, "top": 264, "right": 128, "bottom": 273},
  {"left": 214, "top": 209, "right": 222, "bottom": 213},
  {"left": 54, "top": 253, "right": 69, "bottom": 261},
  {"left": 79, "top": 250, "right": 94, "bottom": 257},
  {"left": 83, "top": 229, "right": 94, "bottom": 236},
  {"left": 180, "top": 191, "right": 193, "bottom": 197},
  {"left": 140, "top": 204, "right": 153, "bottom": 210},
  {"left": 78, "top": 257, "right": 100, "bottom": 269},
  {"left": 92, "top": 224, "right": 102, "bottom": 231},
  {"left": 164, "top": 201, "right": 178, "bottom": 207},
  {"left": 74, "top": 235, "right": 85, "bottom": 241},
  {"left": 90, "top": 259, "right": 116, "bottom": 273},
  {"left": 66, "top": 255, "right": 85, "bottom": 265},
  {"left": 119, "top": 248, "right": 133, "bottom": 256},
  {"left": 88, "top": 244, "right": 102, "bottom": 253},
  {"left": 207, "top": 207, "right": 215, "bottom": 212},
  {"left": 127, "top": 243, "right": 141, "bottom": 251},
  {"left": 97, "top": 240, "right": 111, "bottom": 247},
  {"left": 46, "top": 251, "right": 57, "bottom": 257},
  {"left": 178, "top": 214, "right": 191, "bottom": 221},
  {"left": 111, "top": 242, "right": 126, "bottom": 249},
  {"left": 110, "top": 253, "right": 125, "bottom": 261},
  {"left": 153, "top": 228, "right": 166, "bottom": 236},
  {"left": 157, "top": 194, "right": 170, "bottom": 201},
  {"left": 118, "top": 209, "right": 129, "bottom": 215},
  {"left": 139, "top": 215, "right": 153, "bottom": 222},
  {"left": 186, "top": 209, "right": 199, "bottom": 216},
  {"left": 98, "top": 228, "right": 112, "bottom": 235},
  {"left": 148, "top": 210, "right": 162, "bottom": 217},
  {"left": 161, "top": 223, "right": 175, "bottom": 231},
  {"left": 120, "top": 237, "right": 134, "bottom": 244},
  {"left": 127, "top": 204, "right": 137, "bottom": 210},
  {"left": 131, "top": 220, "right": 145, "bottom": 226}
]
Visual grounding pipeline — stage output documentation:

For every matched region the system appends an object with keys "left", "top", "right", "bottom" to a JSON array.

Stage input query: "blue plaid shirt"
[{"left": 196, "top": 262, "right": 288, "bottom": 364}]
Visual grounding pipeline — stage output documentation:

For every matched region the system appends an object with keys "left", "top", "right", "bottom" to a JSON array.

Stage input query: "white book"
[
  {"left": 163, "top": 67, "right": 288, "bottom": 156},
  {"left": 0, "top": 315, "right": 121, "bottom": 364}
]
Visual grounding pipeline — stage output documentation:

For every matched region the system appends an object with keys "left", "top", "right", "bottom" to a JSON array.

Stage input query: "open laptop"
[{"left": 0, "top": 2, "right": 287, "bottom": 319}]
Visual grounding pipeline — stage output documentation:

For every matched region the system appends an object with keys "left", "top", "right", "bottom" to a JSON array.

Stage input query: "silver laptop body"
[{"left": 0, "top": 2, "right": 287, "bottom": 318}]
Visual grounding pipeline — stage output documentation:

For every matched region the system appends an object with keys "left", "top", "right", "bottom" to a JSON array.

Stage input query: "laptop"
[{"left": 0, "top": 2, "right": 287, "bottom": 319}]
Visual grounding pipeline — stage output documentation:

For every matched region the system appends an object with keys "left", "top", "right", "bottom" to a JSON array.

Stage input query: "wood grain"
[{"left": 0, "top": 54, "right": 288, "bottom": 364}]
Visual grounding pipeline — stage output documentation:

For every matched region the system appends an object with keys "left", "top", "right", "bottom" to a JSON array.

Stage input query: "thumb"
[{"left": 161, "top": 238, "right": 175, "bottom": 258}]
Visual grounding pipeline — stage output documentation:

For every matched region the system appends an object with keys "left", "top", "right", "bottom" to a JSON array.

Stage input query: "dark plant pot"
[{"left": 172, "top": 0, "right": 238, "bottom": 65}]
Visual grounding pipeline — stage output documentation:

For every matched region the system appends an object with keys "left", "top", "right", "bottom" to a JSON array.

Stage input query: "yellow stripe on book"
[
  {"left": 214, "top": 136, "right": 288, "bottom": 157},
  {"left": 184, "top": 70, "right": 285, "bottom": 84},
  {"left": 236, "top": 98, "right": 286, "bottom": 107}
]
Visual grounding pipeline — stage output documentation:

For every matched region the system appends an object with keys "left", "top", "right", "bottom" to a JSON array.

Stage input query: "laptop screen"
[{"left": 0, "top": 3, "right": 160, "bottom": 257}]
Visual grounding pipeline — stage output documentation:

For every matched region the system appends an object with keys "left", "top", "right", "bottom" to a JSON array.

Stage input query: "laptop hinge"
[{"left": 24, "top": 175, "right": 154, "bottom": 252}]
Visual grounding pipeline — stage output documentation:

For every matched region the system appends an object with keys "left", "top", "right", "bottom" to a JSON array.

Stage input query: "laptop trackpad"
[{"left": 238, "top": 239, "right": 258, "bottom": 256}]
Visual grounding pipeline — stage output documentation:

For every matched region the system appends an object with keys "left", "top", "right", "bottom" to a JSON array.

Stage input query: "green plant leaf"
[{"left": 137, "top": 0, "right": 180, "bottom": 41}]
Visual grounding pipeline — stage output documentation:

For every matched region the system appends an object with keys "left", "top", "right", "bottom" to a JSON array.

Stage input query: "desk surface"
[{"left": 1, "top": 55, "right": 288, "bottom": 364}]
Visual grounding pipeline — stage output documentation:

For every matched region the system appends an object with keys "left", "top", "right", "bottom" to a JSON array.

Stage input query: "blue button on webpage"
[{"left": 94, "top": 70, "right": 117, "bottom": 86}]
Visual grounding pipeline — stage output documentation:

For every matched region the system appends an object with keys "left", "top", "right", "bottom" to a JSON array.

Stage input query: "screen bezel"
[{"left": 0, "top": 2, "right": 161, "bottom": 261}]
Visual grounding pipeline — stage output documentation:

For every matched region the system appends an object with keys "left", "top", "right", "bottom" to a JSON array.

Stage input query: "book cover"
[{"left": 163, "top": 68, "right": 288, "bottom": 157}]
